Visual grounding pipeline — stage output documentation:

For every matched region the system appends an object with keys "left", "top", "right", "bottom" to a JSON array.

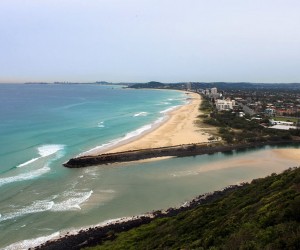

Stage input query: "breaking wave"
[
  {"left": 51, "top": 190, "right": 93, "bottom": 211},
  {"left": 16, "top": 144, "right": 65, "bottom": 168},
  {"left": 0, "top": 166, "right": 51, "bottom": 187},
  {"left": 81, "top": 116, "right": 165, "bottom": 155},
  {"left": 97, "top": 121, "right": 105, "bottom": 128},
  {"left": 133, "top": 112, "right": 148, "bottom": 117},
  {"left": 0, "top": 190, "right": 93, "bottom": 223},
  {"left": 160, "top": 105, "right": 180, "bottom": 114},
  {"left": 0, "top": 200, "right": 54, "bottom": 223}
]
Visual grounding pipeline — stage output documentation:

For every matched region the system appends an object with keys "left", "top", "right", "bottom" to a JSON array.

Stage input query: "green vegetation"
[
  {"left": 85, "top": 167, "right": 300, "bottom": 250},
  {"left": 274, "top": 117, "right": 298, "bottom": 123},
  {"left": 207, "top": 111, "right": 297, "bottom": 143},
  {"left": 200, "top": 96, "right": 214, "bottom": 114},
  {"left": 129, "top": 81, "right": 166, "bottom": 89}
]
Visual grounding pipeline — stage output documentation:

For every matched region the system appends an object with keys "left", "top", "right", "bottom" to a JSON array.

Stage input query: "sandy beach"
[
  {"left": 101, "top": 92, "right": 210, "bottom": 154},
  {"left": 272, "top": 148, "right": 300, "bottom": 161}
]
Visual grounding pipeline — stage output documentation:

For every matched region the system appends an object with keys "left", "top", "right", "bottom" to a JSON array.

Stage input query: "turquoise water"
[
  {"left": 1, "top": 84, "right": 300, "bottom": 249},
  {"left": 0, "top": 84, "right": 185, "bottom": 173}
]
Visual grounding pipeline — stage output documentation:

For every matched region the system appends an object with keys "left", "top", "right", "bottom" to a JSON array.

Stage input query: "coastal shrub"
[
  {"left": 200, "top": 96, "right": 214, "bottom": 113},
  {"left": 198, "top": 114, "right": 208, "bottom": 118}
]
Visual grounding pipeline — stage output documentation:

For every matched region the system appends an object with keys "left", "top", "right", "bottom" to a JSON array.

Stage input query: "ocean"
[{"left": 0, "top": 84, "right": 299, "bottom": 249}]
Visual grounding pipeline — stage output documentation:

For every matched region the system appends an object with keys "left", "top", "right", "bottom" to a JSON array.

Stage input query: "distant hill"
[
  {"left": 129, "top": 81, "right": 166, "bottom": 89},
  {"left": 128, "top": 82, "right": 300, "bottom": 90},
  {"left": 87, "top": 167, "right": 300, "bottom": 250}
]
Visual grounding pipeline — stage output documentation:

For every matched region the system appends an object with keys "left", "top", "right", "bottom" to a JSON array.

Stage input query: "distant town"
[
  {"left": 128, "top": 81, "right": 300, "bottom": 131},
  {"left": 201, "top": 86, "right": 300, "bottom": 131}
]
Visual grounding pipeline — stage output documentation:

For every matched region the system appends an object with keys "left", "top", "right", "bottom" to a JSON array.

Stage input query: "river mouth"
[{"left": 2, "top": 144, "right": 300, "bottom": 249}]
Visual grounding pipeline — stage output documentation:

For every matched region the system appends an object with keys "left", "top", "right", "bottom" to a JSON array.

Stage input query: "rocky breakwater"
[{"left": 63, "top": 140, "right": 298, "bottom": 168}]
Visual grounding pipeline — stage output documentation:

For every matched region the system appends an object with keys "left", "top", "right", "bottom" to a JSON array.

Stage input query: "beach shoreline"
[
  {"left": 34, "top": 183, "right": 243, "bottom": 250},
  {"left": 84, "top": 91, "right": 210, "bottom": 156}
]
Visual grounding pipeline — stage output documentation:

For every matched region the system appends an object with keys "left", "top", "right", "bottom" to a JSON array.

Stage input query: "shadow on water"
[{"left": 221, "top": 142, "right": 300, "bottom": 157}]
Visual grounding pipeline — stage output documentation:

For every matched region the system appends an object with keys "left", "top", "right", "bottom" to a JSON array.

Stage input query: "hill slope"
[{"left": 87, "top": 167, "right": 300, "bottom": 250}]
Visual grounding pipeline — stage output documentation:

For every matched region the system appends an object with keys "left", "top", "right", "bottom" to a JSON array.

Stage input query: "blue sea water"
[
  {"left": 1, "top": 84, "right": 300, "bottom": 249},
  {"left": 0, "top": 83, "right": 186, "bottom": 248},
  {"left": 0, "top": 84, "right": 185, "bottom": 174}
]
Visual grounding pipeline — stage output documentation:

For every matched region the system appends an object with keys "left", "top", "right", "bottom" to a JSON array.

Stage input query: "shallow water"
[{"left": 1, "top": 85, "right": 300, "bottom": 249}]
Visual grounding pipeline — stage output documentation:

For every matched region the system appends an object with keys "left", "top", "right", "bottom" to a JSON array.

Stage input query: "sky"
[{"left": 0, "top": 0, "right": 300, "bottom": 83}]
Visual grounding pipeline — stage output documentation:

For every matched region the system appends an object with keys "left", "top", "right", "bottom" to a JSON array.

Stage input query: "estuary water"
[{"left": 0, "top": 84, "right": 299, "bottom": 249}]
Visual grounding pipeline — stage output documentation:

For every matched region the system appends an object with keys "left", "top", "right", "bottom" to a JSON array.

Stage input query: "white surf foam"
[
  {"left": 16, "top": 144, "right": 65, "bottom": 168},
  {"left": 4, "top": 232, "right": 60, "bottom": 250},
  {"left": 0, "top": 190, "right": 93, "bottom": 224},
  {"left": 133, "top": 112, "right": 148, "bottom": 117},
  {"left": 0, "top": 166, "right": 51, "bottom": 187},
  {"left": 84, "top": 168, "right": 100, "bottom": 177},
  {"left": 80, "top": 103, "right": 183, "bottom": 156},
  {"left": 38, "top": 144, "right": 65, "bottom": 157},
  {"left": 51, "top": 190, "right": 93, "bottom": 211},
  {"left": 97, "top": 121, "right": 105, "bottom": 128},
  {"left": 81, "top": 116, "right": 166, "bottom": 155},
  {"left": 160, "top": 105, "right": 180, "bottom": 114},
  {"left": 123, "top": 116, "right": 165, "bottom": 141},
  {"left": 0, "top": 200, "right": 54, "bottom": 223},
  {"left": 156, "top": 101, "right": 171, "bottom": 105},
  {"left": 16, "top": 157, "right": 40, "bottom": 168}
]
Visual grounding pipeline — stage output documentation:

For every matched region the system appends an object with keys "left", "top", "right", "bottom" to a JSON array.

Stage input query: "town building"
[
  {"left": 265, "top": 108, "right": 276, "bottom": 116},
  {"left": 215, "top": 99, "right": 235, "bottom": 111}
]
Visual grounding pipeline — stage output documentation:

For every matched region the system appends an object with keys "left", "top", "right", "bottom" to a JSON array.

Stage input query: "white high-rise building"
[
  {"left": 215, "top": 99, "right": 235, "bottom": 111},
  {"left": 186, "top": 82, "right": 192, "bottom": 91}
]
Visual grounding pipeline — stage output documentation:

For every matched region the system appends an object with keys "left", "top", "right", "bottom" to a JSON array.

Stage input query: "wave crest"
[
  {"left": 0, "top": 167, "right": 51, "bottom": 187},
  {"left": 133, "top": 112, "right": 148, "bottom": 117},
  {"left": 16, "top": 144, "right": 65, "bottom": 168}
]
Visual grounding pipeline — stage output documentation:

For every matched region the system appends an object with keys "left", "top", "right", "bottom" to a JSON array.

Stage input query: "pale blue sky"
[{"left": 0, "top": 0, "right": 300, "bottom": 83}]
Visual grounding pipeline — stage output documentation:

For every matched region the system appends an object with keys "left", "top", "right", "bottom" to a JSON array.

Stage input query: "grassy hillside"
[{"left": 86, "top": 167, "right": 300, "bottom": 250}]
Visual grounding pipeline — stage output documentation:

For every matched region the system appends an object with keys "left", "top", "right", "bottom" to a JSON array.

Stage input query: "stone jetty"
[{"left": 63, "top": 140, "right": 298, "bottom": 168}]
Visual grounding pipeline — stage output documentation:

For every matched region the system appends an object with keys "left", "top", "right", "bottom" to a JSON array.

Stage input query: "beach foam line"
[
  {"left": 80, "top": 103, "right": 184, "bottom": 156},
  {"left": 160, "top": 105, "right": 180, "bottom": 114},
  {"left": 80, "top": 116, "right": 167, "bottom": 155},
  {"left": 3, "top": 216, "right": 142, "bottom": 250},
  {"left": 4, "top": 232, "right": 60, "bottom": 250},
  {"left": 0, "top": 166, "right": 51, "bottom": 187},
  {"left": 59, "top": 215, "right": 150, "bottom": 240}
]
